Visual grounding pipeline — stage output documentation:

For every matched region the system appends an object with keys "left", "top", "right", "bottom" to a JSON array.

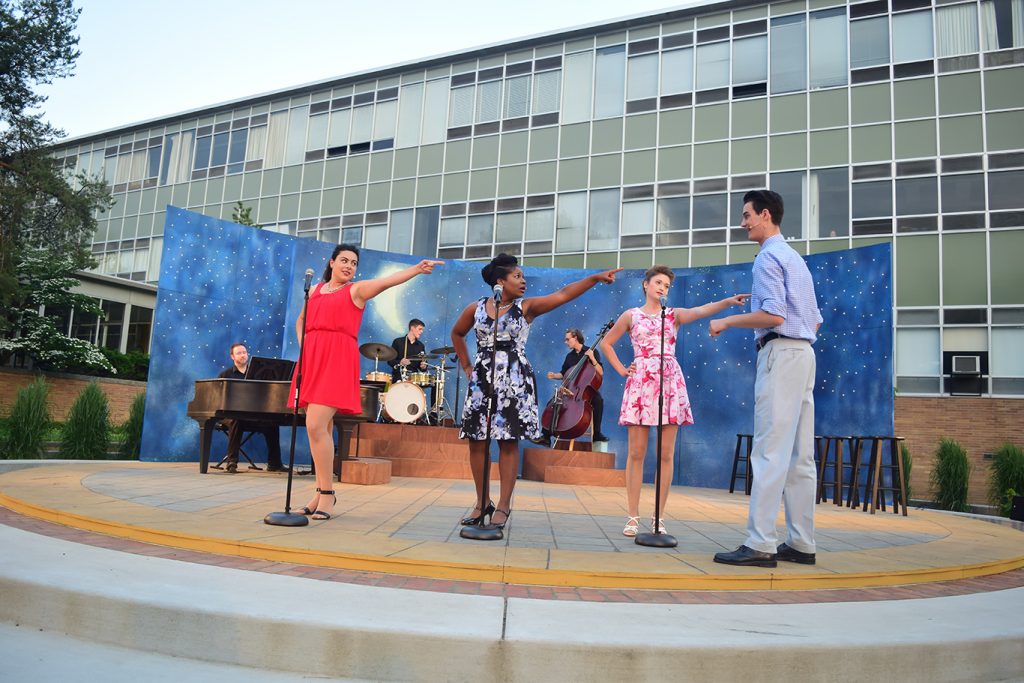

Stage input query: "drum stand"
[{"left": 428, "top": 364, "right": 456, "bottom": 425}]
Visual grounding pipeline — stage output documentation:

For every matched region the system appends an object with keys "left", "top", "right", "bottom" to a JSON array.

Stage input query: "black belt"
[
  {"left": 479, "top": 340, "right": 514, "bottom": 351},
  {"left": 756, "top": 332, "right": 791, "bottom": 352}
]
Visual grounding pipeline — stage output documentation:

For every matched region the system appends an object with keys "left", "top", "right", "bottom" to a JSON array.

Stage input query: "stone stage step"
[{"left": 522, "top": 446, "right": 622, "bottom": 486}]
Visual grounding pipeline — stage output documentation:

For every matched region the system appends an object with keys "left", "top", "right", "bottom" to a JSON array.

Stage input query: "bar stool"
[
  {"left": 852, "top": 436, "right": 908, "bottom": 516},
  {"left": 730, "top": 433, "right": 753, "bottom": 495},
  {"left": 815, "top": 435, "right": 853, "bottom": 505}
]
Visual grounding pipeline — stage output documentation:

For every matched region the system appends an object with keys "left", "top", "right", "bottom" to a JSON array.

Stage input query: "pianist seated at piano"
[{"left": 217, "top": 342, "right": 286, "bottom": 473}]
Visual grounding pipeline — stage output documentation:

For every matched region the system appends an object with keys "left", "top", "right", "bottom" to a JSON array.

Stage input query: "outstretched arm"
[
  {"left": 450, "top": 302, "right": 478, "bottom": 379},
  {"left": 597, "top": 310, "right": 633, "bottom": 378},
  {"left": 350, "top": 259, "right": 442, "bottom": 307},
  {"left": 675, "top": 294, "right": 749, "bottom": 326},
  {"left": 522, "top": 268, "right": 622, "bottom": 321},
  {"left": 709, "top": 309, "right": 785, "bottom": 336}
]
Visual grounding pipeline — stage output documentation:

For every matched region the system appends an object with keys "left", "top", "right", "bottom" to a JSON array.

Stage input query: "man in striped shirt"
[{"left": 709, "top": 190, "right": 823, "bottom": 568}]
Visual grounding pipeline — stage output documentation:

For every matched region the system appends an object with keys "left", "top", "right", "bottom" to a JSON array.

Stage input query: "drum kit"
[{"left": 358, "top": 342, "right": 459, "bottom": 426}]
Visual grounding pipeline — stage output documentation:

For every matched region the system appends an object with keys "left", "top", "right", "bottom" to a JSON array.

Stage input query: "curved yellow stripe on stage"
[{"left": 3, "top": 491, "right": 1023, "bottom": 591}]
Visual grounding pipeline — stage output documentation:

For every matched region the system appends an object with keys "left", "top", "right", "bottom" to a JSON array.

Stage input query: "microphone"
[
  {"left": 659, "top": 295, "right": 668, "bottom": 309},
  {"left": 303, "top": 268, "right": 315, "bottom": 292},
  {"left": 493, "top": 283, "right": 503, "bottom": 302}
]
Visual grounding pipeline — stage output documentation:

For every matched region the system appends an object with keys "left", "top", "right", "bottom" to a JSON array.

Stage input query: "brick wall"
[
  {"left": 896, "top": 396, "right": 1024, "bottom": 506},
  {"left": 0, "top": 368, "right": 145, "bottom": 424}
]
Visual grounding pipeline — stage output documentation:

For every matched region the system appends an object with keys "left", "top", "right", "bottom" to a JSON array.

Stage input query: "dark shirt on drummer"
[
  {"left": 389, "top": 335, "right": 426, "bottom": 377},
  {"left": 561, "top": 345, "right": 602, "bottom": 377},
  {"left": 218, "top": 365, "right": 246, "bottom": 380}
]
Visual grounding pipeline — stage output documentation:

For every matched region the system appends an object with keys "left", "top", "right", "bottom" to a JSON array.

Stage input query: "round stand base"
[
  {"left": 264, "top": 511, "right": 310, "bottom": 527},
  {"left": 460, "top": 524, "right": 504, "bottom": 541},
  {"left": 635, "top": 532, "right": 678, "bottom": 548}
]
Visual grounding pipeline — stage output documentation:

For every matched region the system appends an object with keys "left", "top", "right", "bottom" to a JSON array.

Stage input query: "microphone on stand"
[
  {"left": 493, "top": 283, "right": 503, "bottom": 302},
  {"left": 303, "top": 268, "right": 315, "bottom": 292},
  {"left": 659, "top": 295, "right": 669, "bottom": 309}
]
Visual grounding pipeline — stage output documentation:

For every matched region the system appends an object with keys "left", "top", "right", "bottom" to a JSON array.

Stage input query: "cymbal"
[
  {"left": 409, "top": 352, "right": 439, "bottom": 359},
  {"left": 430, "top": 345, "right": 457, "bottom": 355},
  {"left": 359, "top": 342, "right": 397, "bottom": 361}
]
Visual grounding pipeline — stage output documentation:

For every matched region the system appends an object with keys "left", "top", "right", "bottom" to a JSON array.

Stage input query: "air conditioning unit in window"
[{"left": 952, "top": 355, "right": 981, "bottom": 375}]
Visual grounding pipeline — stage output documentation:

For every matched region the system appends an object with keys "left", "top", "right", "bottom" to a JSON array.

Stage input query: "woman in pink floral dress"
[{"left": 600, "top": 265, "right": 748, "bottom": 537}]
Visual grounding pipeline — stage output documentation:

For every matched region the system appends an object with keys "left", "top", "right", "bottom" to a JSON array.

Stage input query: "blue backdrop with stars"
[{"left": 142, "top": 207, "right": 893, "bottom": 489}]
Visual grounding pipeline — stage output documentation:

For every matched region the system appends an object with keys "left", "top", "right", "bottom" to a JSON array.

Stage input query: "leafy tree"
[
  {"left": 1, "top": 1, "right": 113, "bottom": 367},
  {"left": 231, "top": 201, "right": 261, "bottom": 228}
]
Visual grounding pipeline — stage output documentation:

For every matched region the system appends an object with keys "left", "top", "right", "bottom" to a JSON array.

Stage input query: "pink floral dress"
[{"left": 618, "top": 307, "right": 694, "bottom": 427}]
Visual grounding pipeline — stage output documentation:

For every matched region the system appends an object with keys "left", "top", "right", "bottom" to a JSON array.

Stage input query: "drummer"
[{"left": 388, "top": 318, "right": 428, "bottom": 382}]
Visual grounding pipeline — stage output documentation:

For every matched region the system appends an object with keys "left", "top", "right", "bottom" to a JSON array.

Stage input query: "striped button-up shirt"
[{"left": 751, "top": 234, "right": 822, "bottom": 344}]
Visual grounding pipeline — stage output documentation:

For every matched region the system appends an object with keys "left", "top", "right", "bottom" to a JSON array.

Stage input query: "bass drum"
[{"left": 381, "top": 381, "right": 426, "bottom": 424}]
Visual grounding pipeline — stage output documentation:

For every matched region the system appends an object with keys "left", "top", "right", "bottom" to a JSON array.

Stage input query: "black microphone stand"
[
  {"left": 265, "top": 273, "right": 313, "bottom": 527},
  {"left": 635, "top": 297, "right": 678, "bottom": 547},
  {"left": 461, "top": 289, "right": 504, "bottom": 541},
  {"left": 450, "top": 353, "right": 462, "bottom": 428}
]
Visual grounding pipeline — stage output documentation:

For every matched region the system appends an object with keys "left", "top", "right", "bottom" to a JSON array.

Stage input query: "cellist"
[{"left": 545, "top": 328, "right": 609, "bottom": 442}]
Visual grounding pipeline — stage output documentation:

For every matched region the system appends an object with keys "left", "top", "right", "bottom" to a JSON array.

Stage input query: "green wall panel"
[
  {"left": 939, "top": 115, "right": 984, "bottom": 155},
  {"left": 559, "top": 123, "right": 591, "bottom": 158},
  {"left": 592, "top": 118, "right": 624, "bottom": 153},
  {"left": 622, "top": 150, "right": 655, "bottom": 184},
  {"left": 808, "top": 239, "right": 851, "bottom": 254},
  {"left": 770, "top": 133, "right": 807, "bottom": 170},
  {"left": 471, "top": 136, "right": 500, "bottom": 169},
  {"left": 500, "top": 131, "right": 529, "bottom": 165},
  {"left": 366, "top": 182, "right": 390, "bottom": 211},
  {"left": 393, "top": 148, "right": 418, "bottom": 178},
  {"left": 441, "top": 172, "right": 469, "bottom": 202},
  {"left": 942, "top": 232, "right": 988, "bottom": 306},
  {"left": 659, "top": 108, "right": 693, "bottom": 145},
  {"left": 731, "top": 137, "right": 768, "bottom": 174},
  {"left": 851, "top": 124, "right": 891, "bottom": 162},
  {"left": 444, "top": 140, "right": 471, "bottom": 172},
  {"left": 893, "top": 77, "right": 936, "bottom": 120},
  {"left": 418, "top": 144, "right": 444, "bottom": 174},
  {"left": 553, "top": 254, "right": 585, "bottom": 268},
  {"left": 895, "top": 234, "right": 939, "bottom": 306},
  {"left": 620, "top": 249, "right": 655, "bottom": 268},
  {"left": 991, "top": 230, "right": 1024, "bottom": 305},
  {"left": 299, "top": 190, "right": 322, "bottom": 217},
  {"left": 527, "top": 161, "right": 557, "bottom": 194},
  {"left": 585, "top": 252, "right": 618, "bottom": 268},
  {"left": 497, "top": 165, "right": 527, "bottom": 197},
  {"left": 695, "top": 103, "right": 730, "bottom": 141},
  {"left": 653, "top": 246, "right": 688, "bottom": 265},
  {"left": 732, "top": 98, "right": 768, "bottom": 137},
  {"left": 770, "top": 94, "right": 807, "bottom": 133},
  {"left": 691, "top": 245, "right": 727, "bottom": 266},
  {"left": 851, "top": 83, "right": 891, "bottom": 124},
  {"left": 346, "top": 156, "right": 369, "bottom": 184},
  {"left": 658, "top": 145, "right": 692, "bottom": 180},
  {"left": 694, "top": 141, "right": 729, "bottom": 177},
  {"left": 809, "top": 129, "right": 849, "bottom": 166},
  {"left": 322, "top": 188, "right": 343, "bottom": 214},
  {"left": 530, "top": 127, "right": 559, "bottom": 161},
  {"left": 986, "top": 110, "right": 1024, "bottom": 151},
  {"left": 938, "top": 72, "right": 982, "bottom": 116},
  {"left": 624, "top": 113, "right": 658, "bottom": 150},
  {"left": 591, "top": 153, "right": 624, "bottom": 186},
  {"left": 809, "top": 89, "right": 848, "bottom": 129},
  {"left": 416, "top": 175, "right": 442, "bottom": 204},
  {"left": 984, "top": 67, "right": 1024, "bottom": 111},
  {"left": 390, "top": 179, "right": 415, "bottom": 208},
  {"left": 730, "top": 243, "right": 759, "bottom": 263},
  {"left": 894, "top": 120, "right": 936, "bottom": 159},
  {"left": 469, "top": 168, "right": 497, "bottom": 199},
  {"left": 558, "top": 158, "right": 589, "bottom": 191},
  {"left": 368, "top": 152, "right": 393, "bottom": 183}
]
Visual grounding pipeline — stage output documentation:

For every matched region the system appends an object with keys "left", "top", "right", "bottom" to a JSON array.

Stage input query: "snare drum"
[
  {"left": 381, "top": 381, "right": 426, "bottom": 423},
  {"left": 365, "top": 371, "right": 391, "bottom": 383},
  {"left": 409, "top": 371, "right": 434, "bottom": 387}
]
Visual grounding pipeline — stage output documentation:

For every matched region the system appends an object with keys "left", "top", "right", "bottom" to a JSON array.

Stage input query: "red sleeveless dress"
[{"left": 289, "top": 282, "right": 364, "bottom": 414}]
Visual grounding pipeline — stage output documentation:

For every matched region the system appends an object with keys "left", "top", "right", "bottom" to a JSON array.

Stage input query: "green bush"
[
  {"left": 901, "top": 442, "right": 913, "bottom": 500},
  {"left": 1000, "top": 488, "right": 1019, "bottom": 518},
  {"left": 2, "top": 377, "right": 52, "bottom": 459},
  {"left": 98, "top": 347, "right": 150, "bottom": 381},
  {"left": 60, "top": 382, "right": 110, "bottom": 459},
  {"left": 930, "top": 437, "right": 971, "bottom": 512},
  {"left": 119, "top": 392, "right": 145, "bottom": 459},
  {"left": 989, "top": 443, "right": 1024, "bottom": 516}
]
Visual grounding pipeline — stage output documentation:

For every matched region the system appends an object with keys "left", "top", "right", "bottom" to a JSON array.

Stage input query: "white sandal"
[
  {"left": 651, "top": 517, "right": 667, "bottom": 534},
  {"left": 623, "top": 516, "right": 640, "bottom": 537}
]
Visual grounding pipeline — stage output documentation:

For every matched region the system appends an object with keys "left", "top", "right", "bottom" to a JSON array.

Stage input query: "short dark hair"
[
  {"left": 643, "top": 265, "right": 675, "bottom": 285},
  {"left": 229, "top": 342, "right": 246, "bottom": 355},
  {"left": 408, "top": 318, "right": 425, "bottom": 329},
  {"left": 566, "top": 328, "right": 584, "bottom": 344},
  {"left": 322, "top": 243, "right": 361, "bottom": 282},
  {"left": 481, "top": 253, "right": 519, "bottom": 286},
  {"left": 743, "top": 190, "right": 785, "bottom": 226}
]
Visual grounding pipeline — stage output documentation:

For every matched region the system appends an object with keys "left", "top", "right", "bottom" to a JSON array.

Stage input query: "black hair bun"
[{"left": 481, "top": 253, "right": 518, "bottom": 286}]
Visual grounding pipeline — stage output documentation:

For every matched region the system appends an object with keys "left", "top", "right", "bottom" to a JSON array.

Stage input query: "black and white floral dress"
[{"left": 459, "top": 297, "right": 541, "bottom": 441}]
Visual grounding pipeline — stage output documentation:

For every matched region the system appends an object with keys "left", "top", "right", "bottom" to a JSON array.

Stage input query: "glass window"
[
  {"left": 661, "top": 48, "right": 694, "bottom": 94},
  {"left": 265, "top": 111, "right": 288, "bottom": 167},
  {"left": 657, "top": 197, "right": 690, "bottom": 231},
  {"left": 770, "top": 171, "right": 806, "bottom": 238},
  {"left": 70, "top": 306, "right": 99, "bottom": 343},
  {"left": 627, "top": 53, "right": 659, "bottom": 100},
  {"left": 350, "top": 105, "right": 374, "bottom": 144},
  {"left": 853, "top": 180, "right": 893, "bottom": 217},
  {"left": 439, "top": 216, "right": 465, "bottom": 247},
  {"left": 696, "top": 41, "right": 730, "bottom": 90},
  {"left": 373, "top": 99, "right": 397, "bottom": 139},
  {"left": 126, "top": 306, "right": 153, "bottom": 353},
  {"left": 981, "top": 0, "right": 1024, "bottom": 50},
  {"left": 770, "top": 14, "right": 807, "bottom": 94},
  {"left": 412, "top": 206, "right": 439, "bottom": 256},
  {"left": 692, "top": 193, "right": 727, "bottom": 229},
  {"left": 556, "top": 191, "right": 587, "bottom": 251},
  {"left": 809, "top": 167, "right": 850, "bottom": 238},
  {"left": 892, "top": 10, "right": 935, "bottom": 63},
  {"left": 588, "top": 188, "right": 620, "bottom": 250},
  {"left": 285, "top": 106, "right": 309, "bottom": 165},
  {"left": 937, "top": 4, "right": 980, "bottom": 57},
  {"left": 851, "top": 17, "right": 890, "bottom": 68},
  {"left": 210, "top": 132, "right": 230, "bottom": 167},
  {"left": 388, "top": 209, "right": 414, "bottom": 253},
  {"left": 594, "top": 45, "right": 626, "bottom": 118},
  {"left": 449, "top": 86, "right": 475, "bottom": 127},
  {"left": 733, "top": 36, "right": 767, "bottom": 85},
  {"left": 622, "top": 200, "right": 655, "bottom": 234},
  {"left": 228, "top": 129, "right": 247, "bottom": 165},
  {"left": 896, "top": 177, "right": 938, "bottom": 215},
  {"left": 476, "top": 80, "right": 502, "bottom": 123},
  {"left": 941, "top": 173, "right": 985, "bottom": 212},
  {"left": 810, "top": 8, "right": 848, "bottom": 88},
  {"left": 396, "top": 83, "right": 424, "bottom": 148},
  {"left": 496, "top": 212, "right": 524, "bottom": 241},
  {"left": 533, "top": 70, "right": 561, "bottom": 114},
  {"left": 992, "top": 328, "right": 1024, "bottom": 376},
  {"left": 467, "top": 214, "right": 494, "bottom": 244},
  {"left": 327, "top": 109, "right": 351, "bottom": 148},
  {"left": 101, "top": 300, "right": 125, "bottom": 350},
  {"left": 896, "top": 328, "right": 941, "bottom": 376},
  {"left": 989, "top": 170, "right": 1024, "bottom": 209},
  {"left": 421, "top": 79, "right": 450, "bottom": 144},
  {"left": 146, "top": 145, "right": 161, "bottom": 179},
  {"left": 563, "top": 51, "right": 595, "bottom": 123},
  {"left": 192, "top": 136, "right": 211, "bottom": 171},
  {"left": 504, "top": 75, "right": 531, "bottom": 118},
  {"left": 526, "top": 208, "right": 555, "bottom": 240},
  {"left": 364, "top": 224, "right": 387, "bottom": 250},
  {"left": 245, "top": 126, "right": 265, "bottom": 162},
  {"left": 305, "top": 115, "right": 328, "bottom": 152}
]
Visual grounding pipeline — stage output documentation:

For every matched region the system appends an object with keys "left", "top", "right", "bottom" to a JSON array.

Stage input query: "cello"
[{"left": 540, "top": 319, "right": 615, "bottom": 441}]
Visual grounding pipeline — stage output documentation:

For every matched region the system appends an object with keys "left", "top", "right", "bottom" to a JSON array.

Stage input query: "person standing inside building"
[
  {"left": 388, "top": 318, "right": 428, "bottom": 382},
  {"left": 217, "top": 342, "right": 285, "bottom": 473},
  {"left": 711, "top": 190, "right": 822, "bottom": 568},
  {"left": 546, "top": 328, "right": 609, "bottom": 442}
]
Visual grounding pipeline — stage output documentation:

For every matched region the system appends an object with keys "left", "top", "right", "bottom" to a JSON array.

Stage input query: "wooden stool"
[
  {"left": 730, "top": 433, "right": 753, "bottom": 495},
  {"left": 853, "top": 436, "right": 908, "bottom": 516},
  {"left": 815, "top": 435, "right": 853, "bottom": 505}
]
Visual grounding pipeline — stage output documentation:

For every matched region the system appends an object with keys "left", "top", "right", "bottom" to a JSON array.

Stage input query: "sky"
[{"left": 38, "top": 0, "right": 704, "bottom": 141}]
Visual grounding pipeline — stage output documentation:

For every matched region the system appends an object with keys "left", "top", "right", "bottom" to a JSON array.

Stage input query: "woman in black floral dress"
[{"left": 451, "top": 254, "right": 621, "bottom": 528}]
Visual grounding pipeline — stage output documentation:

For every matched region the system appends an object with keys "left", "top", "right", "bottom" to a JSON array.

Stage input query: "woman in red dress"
[{"left": 292, "top": 244, "right": 441, "bottom": 520}]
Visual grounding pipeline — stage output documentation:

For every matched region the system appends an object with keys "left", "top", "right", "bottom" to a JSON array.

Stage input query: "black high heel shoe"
[
  {"left": 312, "top": 490, "right": 336, "bottom": 520},
  {"left": 461, "top": 501, "right": 495, "bottom": 525},
  {"left": 299, "top": 488, "right": 320, "bottom": 515},
  {"left": 491, "top": 508, "right": 512, "bottom": 529}
]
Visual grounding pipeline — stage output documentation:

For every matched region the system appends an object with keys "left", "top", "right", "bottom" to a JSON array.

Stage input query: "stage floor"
[{"left": 2, "top": 461, "right": 1022, "bottom": 594}]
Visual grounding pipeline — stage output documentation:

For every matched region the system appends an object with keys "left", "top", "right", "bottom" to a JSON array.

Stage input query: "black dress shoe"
[
  {"left": 266, "top": 465, "right": 290, "bottom": 473},
  {"left": 461, "top": 501, "right": 495, "bottom": 526},
  {"left": 592, "top": 433, "right": 609, "bottom": 442},
  {"left": 528, "top": 435, "right": 551, "bottom": 447},
  {"left": 225, "top": 462, "right": 237, "bottom": 474},
  {"left": 713, "top": 545, "right": 777, "bottom": 567},
  {"left": 776, "top": 543, "right": 816, "bottom": 565}
]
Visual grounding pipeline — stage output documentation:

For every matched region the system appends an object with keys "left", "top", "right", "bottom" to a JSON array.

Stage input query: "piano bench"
[{"left": 339, "top": 458, "right": 392, "bottom": 486}]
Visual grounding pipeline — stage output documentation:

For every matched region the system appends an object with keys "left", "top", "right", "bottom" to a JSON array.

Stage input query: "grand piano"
[{"left": 186, "top": 379, "right": 379, "bottom": 477}]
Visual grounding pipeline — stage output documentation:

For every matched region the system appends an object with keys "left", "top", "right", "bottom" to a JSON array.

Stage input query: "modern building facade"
[{"left": 52, "top": 0, "right": 1024, "bottom": 395}]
